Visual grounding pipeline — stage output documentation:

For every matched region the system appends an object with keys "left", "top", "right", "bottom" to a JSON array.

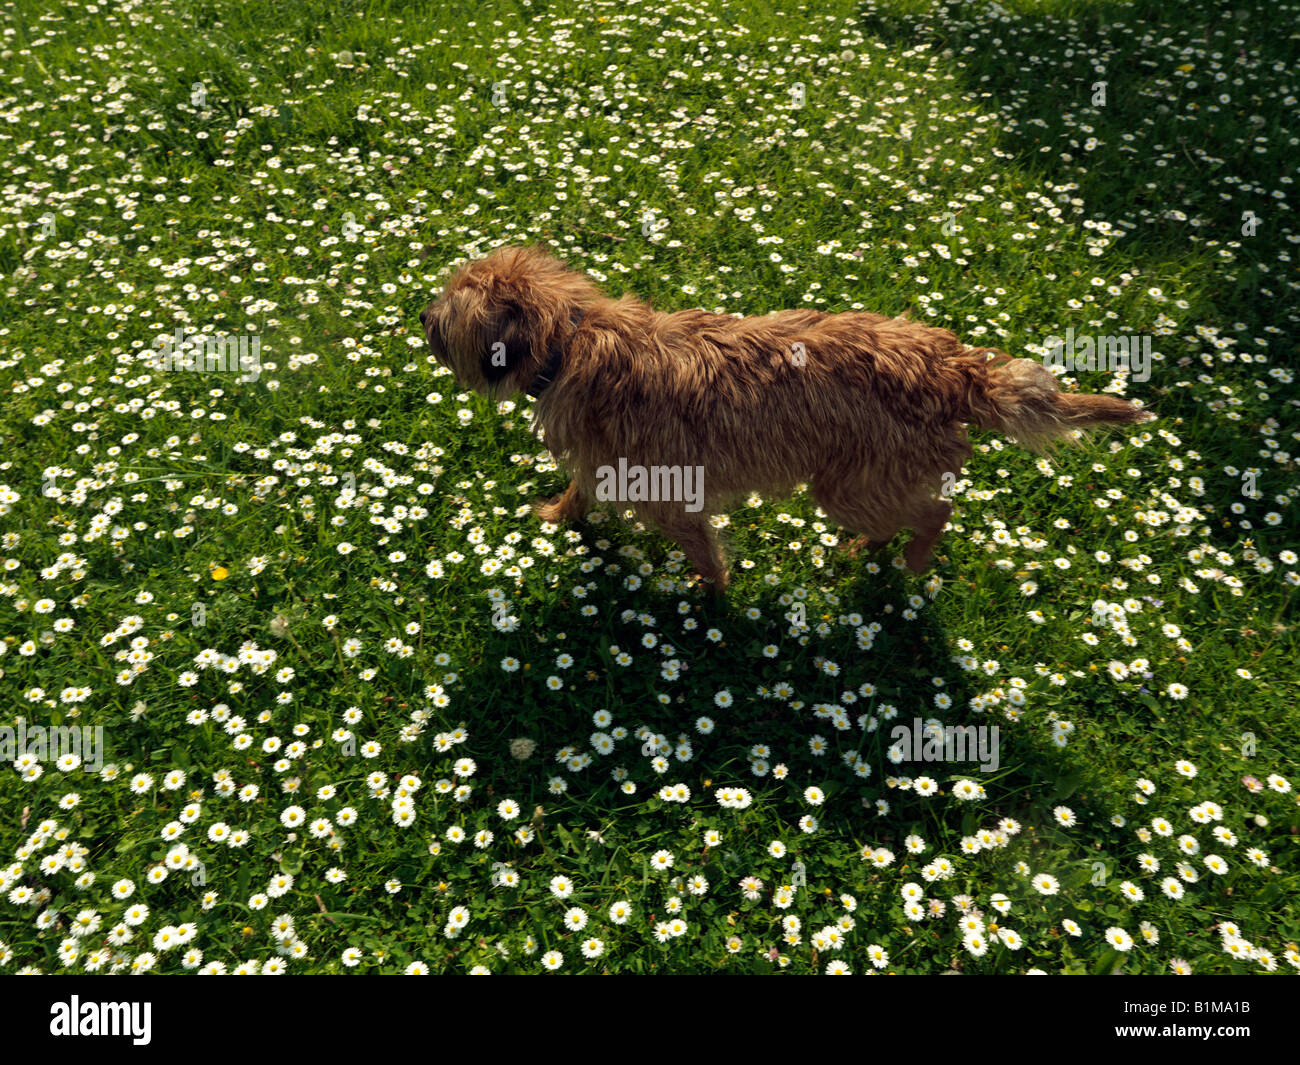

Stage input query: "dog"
[{"left": 420, "top": 245, "right": 1151, "bottom": 590}]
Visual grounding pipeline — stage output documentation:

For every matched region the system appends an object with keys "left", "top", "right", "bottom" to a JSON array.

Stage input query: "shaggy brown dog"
[{"left": 420, "top": 245, "right": 1152, "bottom": 590}]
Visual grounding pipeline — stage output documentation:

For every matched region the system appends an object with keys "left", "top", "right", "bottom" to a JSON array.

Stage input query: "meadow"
[{"left": 0, "top": 0, "right": 1296, "bottom": 974}]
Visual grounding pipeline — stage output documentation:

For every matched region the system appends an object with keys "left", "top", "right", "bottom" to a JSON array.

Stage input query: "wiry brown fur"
[{"left": 421, "top": 245, "right": 1153, "bottom": 590}]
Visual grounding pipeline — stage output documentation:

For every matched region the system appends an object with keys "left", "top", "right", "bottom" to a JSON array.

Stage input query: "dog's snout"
[{"left": 419, "top": 307, "right": 429, "bottom": 327}]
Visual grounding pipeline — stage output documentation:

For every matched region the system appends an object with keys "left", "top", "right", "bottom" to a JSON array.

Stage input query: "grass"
[{"left": 0, "top": 0, "right": 1296, "bottom": 974}]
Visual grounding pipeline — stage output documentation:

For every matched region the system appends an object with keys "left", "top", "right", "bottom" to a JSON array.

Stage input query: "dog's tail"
[{"left": 959, "top": 354, "right": 1152, "bottom": 453}]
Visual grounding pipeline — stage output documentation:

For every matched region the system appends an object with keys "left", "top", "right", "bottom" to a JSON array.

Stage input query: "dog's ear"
[{"left": 480, "top": 295, "right": 542, "bottom": 388}]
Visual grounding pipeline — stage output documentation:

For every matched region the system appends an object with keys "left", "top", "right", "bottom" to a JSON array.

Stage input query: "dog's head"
[{"left": 420, "top": 245, "right": 599, "bottom": 397}]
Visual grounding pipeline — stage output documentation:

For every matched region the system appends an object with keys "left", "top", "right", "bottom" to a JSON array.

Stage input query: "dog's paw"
[
  {"left": 842, "top": 535, "right": 893, "bottom": 559},
  {"left": 689, "top": 569, "right": 730, "bottom": 595},
  {"left": 533, "top": 495, "right": 577, "bottom": 524},
  {"left": 904, "top": 538, "right": 937, "bottom": 573}
]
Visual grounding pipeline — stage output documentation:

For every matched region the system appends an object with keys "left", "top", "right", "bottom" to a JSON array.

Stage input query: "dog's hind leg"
[
  {"left": 812, "top": 477, "right": 905, "bottom": 553},
  {"left": 534, "top": 478, "right": 587, "bottom": 523},
  {"left": 902, "top": 497, "right": 952, "bottom": 572},
  {"left": 900, "top": 433, "right": 968, "bottom": 571}
]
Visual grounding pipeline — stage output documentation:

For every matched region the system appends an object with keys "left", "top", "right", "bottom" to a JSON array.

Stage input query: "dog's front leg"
[
  {"left": 654, "top": 511, "right": 730, "bottom": 593},
  {"left": 534, "top": 478, "right": 587, "bottom": 524}
]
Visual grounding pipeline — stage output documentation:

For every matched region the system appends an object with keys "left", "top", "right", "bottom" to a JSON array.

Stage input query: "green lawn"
[{"left": 0, "top": 0, "right": 1295, "bottom": 974}]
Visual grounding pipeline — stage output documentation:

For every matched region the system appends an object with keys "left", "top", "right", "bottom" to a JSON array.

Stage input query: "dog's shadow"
[{"left": 457, "top": 504, "right": 1122, "bottom": 861}]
